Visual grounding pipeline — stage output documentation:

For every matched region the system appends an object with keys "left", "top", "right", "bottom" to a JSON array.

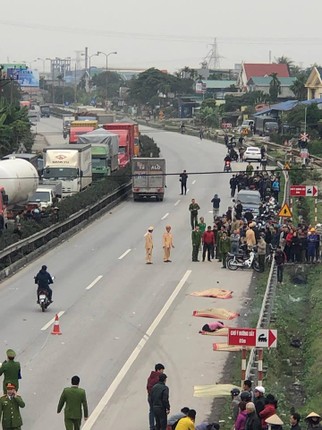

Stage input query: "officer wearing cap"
[
  {"left": 145, "top": 226, "right": 154, "bottom": 264},
  {"left": 0, "top": 350, "right": 21, "bottom": 394},
  {"left": 0, "top": 382, "right": 25, "bottom": 429}
]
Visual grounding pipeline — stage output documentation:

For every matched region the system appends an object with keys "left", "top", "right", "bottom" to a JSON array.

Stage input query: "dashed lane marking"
[
  {"left": 86, "top": 275, "right": 103, "bottom": 290},
  {"left": 41, "top": 311, "right": 65, "bottom": 331},
  {"left": 174, "top": 200, "right": 180, "bottom": 206},
  {"left": 118, "top": 249, "right": 132, "bottom": 260},
  {"left": 192, "top": 180, "right": 196, "bottom": 185},
  {"left": 82, "top": 269, "right": 192, "bottom": 429},
  {"left": 161, "top": 213, "right": 169, "bottom": 220}
]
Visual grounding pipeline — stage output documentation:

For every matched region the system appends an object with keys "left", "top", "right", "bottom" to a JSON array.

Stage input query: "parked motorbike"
[
  {"left": 224, "top": 160, "right": 232, "bottom": 173},
  {"left": 226, "top": 248, "right": 260, "bottom": 272}
]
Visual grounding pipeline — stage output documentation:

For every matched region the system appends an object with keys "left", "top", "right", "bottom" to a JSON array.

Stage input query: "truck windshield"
[
  {"left": 239, "top": 194, "right": 261, "bottom": 205},
  {"left": 92, "top": 159, "right": 106, "bottom": 168},
  {"left": 43, "top": 167, "right": 78, "bottom": 179},
  {"left": 29, "top": 191, "right": 50, "bottom": 202},
  {"left": 118, "top": 147, "right": 126, "bottom": 154}
]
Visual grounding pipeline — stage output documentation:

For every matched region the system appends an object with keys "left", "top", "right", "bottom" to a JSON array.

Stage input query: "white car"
[{"left": 244, "top": 146, "right": 261, "bottom": 162}]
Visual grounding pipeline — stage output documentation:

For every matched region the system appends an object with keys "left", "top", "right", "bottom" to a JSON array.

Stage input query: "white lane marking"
[
  {"left": 86, "top": 275, "right": 103, "bottom": 290},
  {"left": 118, "top": 249, "right": 132, "bottom": 260},
  {"left": 82, "top": 269, "right": 192, "bottom": 429},
  {"left": 41, "top": 311, "right": 65, "bottom": 331},
  {"left": 174, "top": 199, "right": 180, "bottom": 206},
  {"left": 208, "top": 210, "right": 213, "bottom": 214},
  {"left": 192, "top": 180, "right": 196, "bottom": 185},
  {"left": 161, "top": 212, "right": 169, "bottom": 220},
  {"left": 186, "top": 188, "right": 190, "bottom": 194}
]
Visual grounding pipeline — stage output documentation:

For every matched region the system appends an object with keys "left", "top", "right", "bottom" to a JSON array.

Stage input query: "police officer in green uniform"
[
  {"left": 0, "top": 350, "right": 21, "bottom": 394},
  {"left": 57, "top": 375, "right": 89, "bottom": 430},
  {"left": 191, "top": 226, "right": 202, "bottom": 262},
  {"left": 0, "top": 383, "right": 25, "bottom": 430}
]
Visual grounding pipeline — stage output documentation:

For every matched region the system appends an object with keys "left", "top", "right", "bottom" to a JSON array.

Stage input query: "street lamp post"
[{"left": 97, "top": 51, "right": 117, "bottom": 105}]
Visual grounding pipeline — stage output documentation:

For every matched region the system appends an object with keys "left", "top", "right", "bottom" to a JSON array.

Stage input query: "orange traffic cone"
[{"left": 51, "top": 314, "right": 62, "bottom": 335}]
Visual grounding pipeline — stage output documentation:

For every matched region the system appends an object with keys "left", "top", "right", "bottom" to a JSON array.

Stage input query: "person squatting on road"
[
  {"left": 150, "top": 373, "right": 170, "bottom": 430},
  {"left": 189, "top": 199, "right": 200, "bottom": 230},
  {"left": 57, "top": 375, "right": 88, "bottom": 430},
  {"left": 0, "top": 349, "right": 21, "bottom": 394},
  {"left": 147, "top": 364, "right": 165, "bottom": 430},
  {"left": 145, "top": 226, "right": 154, "bottom": 264},
  {"left": 0, "top": 382, "right": 25, "bottom": 430},
  {"left": 179, "top": 170, "right": 188, "bottom": 195},
  {"left": 35, "top": 265, "right": 53, "bottom": 303},
  {"left": 163, "top": 225, "right": 174, "bottom": 262}
]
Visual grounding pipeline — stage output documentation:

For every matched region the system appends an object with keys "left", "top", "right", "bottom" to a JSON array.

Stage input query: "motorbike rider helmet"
[
  {"left": 41, "top": 265, "right": 47, "bottom": 271},
  {"left": 231, "top": 388, "right": 240, "bottom": 397}
]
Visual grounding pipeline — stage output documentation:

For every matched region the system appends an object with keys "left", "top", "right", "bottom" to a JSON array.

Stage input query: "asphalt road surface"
[{"left": 0, "top": 119, "right": 253, "bottom": 429}]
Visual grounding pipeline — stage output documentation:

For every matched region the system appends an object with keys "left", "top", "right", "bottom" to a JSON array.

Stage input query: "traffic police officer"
[
  {"left": 0, "top": 382, "right": 25, "bottom": 430},
  {"left": 0, "top": 350, "right": 21, "bottom": 394}
]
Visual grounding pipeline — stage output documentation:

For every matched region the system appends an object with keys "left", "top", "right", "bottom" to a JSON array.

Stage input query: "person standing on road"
[
  {"left": 0, "top": 350, "right": 21, "bottom": 394},
  {"left": 163, "top": 225, "right": 174, "bottom": 263},
  {"left": 179, "top": 170, "right": 188, "bottom": 195},
  {"left": 145, "top": 226, "right": 154, "bottom": 264},
  {"left": 191, "top": 226, "right": 202, "bottom": 262},
  {"left": 274, "top": 246, "right": 286, "bottom": 284},
  {"left": 198, "top": 217, "right": 206, "bottom": 234},
  {"left": 202, "top": 226, "right": 215, "bottom": 262},
  {"left": 57, "top": 375, "right": 88, "bottom": 430},
  {"left": 254, "top": 386, "right": 266, "bottom": 416},
  {"left": 245, "top": 402, "right": 261, "bottom": 430},
  {"left": 219, "top": 231, "right": 230, "bottom": 268},
  {"left": 211, "top": 194, "right": 221, "bottom": 220},
  {"left": 257, "top": 234, "right": 267, "bottom": 273},
  {"left": 290, "top": 412, "right": 301, "bottom": 430},
  {"left": 0, "top": 383, "right": 25, "bottom": 430},
  {"left": 189, "top": 199, "right": 200, "bottom": 230},
  {"left": 150, "top": 373, "right": 170, "bottom": 430},
  {"left": 230, "top": 175, "right": 237, "bottom": 198},
  {"left": 147, "top": 363, "right": 165, "bottom": 430}
]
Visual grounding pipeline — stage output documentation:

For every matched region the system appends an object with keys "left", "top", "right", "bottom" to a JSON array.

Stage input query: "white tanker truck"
[{"left": 0, "top": 158, "right": 39, "bottom": 219}]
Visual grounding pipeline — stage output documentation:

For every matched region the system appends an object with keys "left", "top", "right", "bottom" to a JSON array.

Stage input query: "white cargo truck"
[
  {"left": 132, "top": 158, "right": 166, "bottom": 201},
  {"left": 43, "top": 145, "right": 92, "bottom": 196},
  {"left": 27, "top": 182, "right": 62, "bottom": 209}
]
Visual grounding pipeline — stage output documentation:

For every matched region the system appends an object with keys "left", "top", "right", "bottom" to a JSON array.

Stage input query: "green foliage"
[
  {"left": 198, "top": 106, "right": 219, "bottom": 127},
  {"left": 0, "top": 79, "right": 21, "bottom": 105},
  {"left": 286, "top": 104, "right": 322, "bottom": 132},
  {"left": 91, "top": 71, "right": 125, "bottom": 102},
  {"left": 222, "top": 91, "right": 268, "bottom": 112},
  {"left": 290, "top": 72, "right": 308, "bottom": 100},
  {"left": 201, "top": 98, "right": 216, "bottom": 109},
  {"left": 0, "top": 100, "right": 33, "bottom": 156},
  {"left": 139, "top": 134, "right": 160, "bottom": 157},
  {"left": 269, "top": 73, "right": 281, "bottom": 102}
]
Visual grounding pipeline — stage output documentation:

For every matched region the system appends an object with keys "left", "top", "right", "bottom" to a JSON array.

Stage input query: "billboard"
[{"left": 6, "top": 68, "right": 39, "bottom": 87}]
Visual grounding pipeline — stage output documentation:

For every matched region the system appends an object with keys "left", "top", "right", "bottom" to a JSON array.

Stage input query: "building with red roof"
[{"left": 238, "top": 63, "right": 290, "bottom": 91}]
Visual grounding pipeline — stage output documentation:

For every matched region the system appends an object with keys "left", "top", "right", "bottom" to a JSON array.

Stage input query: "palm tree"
[
  {"left": 290, "top": 73, "right": 307, "bottom": 100},
  {"left": 275, "top": 56, "right": 293, "bottom": 75},
  {"left": 269, "top": 73, "right": 281, "bottom": 102}
]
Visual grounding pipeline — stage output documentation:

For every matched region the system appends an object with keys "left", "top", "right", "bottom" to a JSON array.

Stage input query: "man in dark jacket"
[
  {"left": 254, "top": 386, "right": 266, "bottom": 416},
  {"left": 147, "top": 363, "right": 165, "bottom": 430},
  {"left": 179, "top": 170, "right": 188, "bottom": 195},
  {"left": 35, "top": 265, "right": 54, "bottom": 303},
  {"left": 245, "top": 402, "right": 261, "bottom": 430},
  {"left": 151, "top": 373, "right": 170, "bottom": 430}
]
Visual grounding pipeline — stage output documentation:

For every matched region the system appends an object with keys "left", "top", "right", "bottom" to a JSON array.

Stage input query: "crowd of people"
[{"left": 229, "top": 381, "right": 319, "bottom": 430}]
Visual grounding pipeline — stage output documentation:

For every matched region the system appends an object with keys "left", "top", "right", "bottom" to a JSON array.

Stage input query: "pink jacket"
[{"left": 235, "top": 410, "right": 247, "bottom": 430}]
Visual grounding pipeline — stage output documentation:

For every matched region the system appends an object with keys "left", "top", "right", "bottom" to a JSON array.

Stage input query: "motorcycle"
[
  {"left": 226, "top": 248, "right": 260, "bottom": 272},
  {"left": 38, "top": 289, "right": 51, "bottom": 312},
  {"left": 224, "top": 160, "right": 232, "bottom": 173}
]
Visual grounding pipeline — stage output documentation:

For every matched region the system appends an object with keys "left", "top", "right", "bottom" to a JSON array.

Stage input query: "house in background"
[
  {"left": 247, "top": 76, "right": 296, "bottom": 99},
  {"left": 305, "top": 67, "right": 322, "bottom": 99},
  {"left": 237, "top": 63, "right": 290, "bottom": 91},
  {"left": 200, "top": 80, "right": 238, "bottom": 99}
]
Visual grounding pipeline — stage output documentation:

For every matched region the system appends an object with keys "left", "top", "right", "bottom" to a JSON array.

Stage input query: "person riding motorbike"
[{"left": 35, "top": 265, "right": 53, "bottom": 303}]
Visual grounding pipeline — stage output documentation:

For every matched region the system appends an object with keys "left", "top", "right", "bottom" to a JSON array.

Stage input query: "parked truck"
[
  {"left": 40, "top": 105, "right": 50, "bottom": 118},
  {"left": 27, "top": 182, "right": 62, "bottom": 210},
  {"left": 78, "top": 128, "right": 119, "bottom": 180},
  {"left": 0, "top": 159, "right": 39, "bottom": 219},
  {"left": 255, "top": 116, "right": 279, "bottom": 136},
  {"left": 43, "top": 145, "right": 92, "bottom": 196},
  {"left": 132, "top": 158, "right": 166, "bottom": 201},
  {"left": 69, "top": 120, "right": 98, "bottom": 144},
  {"left": 103, "top": 123, "right": 136, "bottom": 168}
]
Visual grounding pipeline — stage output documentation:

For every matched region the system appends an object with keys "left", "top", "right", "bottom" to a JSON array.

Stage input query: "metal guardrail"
[
  {"left": 245, "top": 163, "right": 289, "bottom": 381},
  {"left": 0, "top": 182, "right": 131, "bottom": 279}
]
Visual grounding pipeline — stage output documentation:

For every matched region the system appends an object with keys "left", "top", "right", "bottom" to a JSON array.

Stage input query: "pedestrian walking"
[
  {"left": 57, "top": 375, "right": 88, "bottom": 430},
  {"left": 274, "top": 246, "right": 286, "bottom": 284},
  {"left": 163, "top": 225, "right": 174, "bottom": 262},
  {"left": 202, "top": 226, "right": 215, "bottom": 262},
  {"left": 189, "top": 199, "right": 200, "bottom": 230},
  {"left": 179, "top": 170, "right": 188, "bottom": 195},
  {"left": 191, "top": 226, "right": 202, "bottom": 262},
  {"left": 0, "top": 350, "right": 21, "bottom": 394},
  {"left": 150, "top": 373, "right": 170, "bottom": 430},
  {"left": 147, "top": 364, "right": 165, "bottom": 430},
  {"left": 0, "top": 383, "right": 25, "bottom": 430},
  {"left": 145, "top": 226, "right": 154, "bottom": 264},
  {"left": 211, "top": 194, "right": 221, "bottom": 220}
]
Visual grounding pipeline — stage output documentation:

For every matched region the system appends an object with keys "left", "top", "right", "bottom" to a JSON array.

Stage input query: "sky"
[{"left": 2, "top": 0, "right": 322, "bottom": 74}]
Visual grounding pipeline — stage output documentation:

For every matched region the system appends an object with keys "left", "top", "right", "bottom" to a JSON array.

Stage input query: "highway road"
[{"left": 0, "top": 117, "right": 253, "bottom": 429}]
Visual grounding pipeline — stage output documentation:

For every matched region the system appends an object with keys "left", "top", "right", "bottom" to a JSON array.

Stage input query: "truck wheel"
[{"left": 159, "top": 196, "right": 164, "bottom": 202}]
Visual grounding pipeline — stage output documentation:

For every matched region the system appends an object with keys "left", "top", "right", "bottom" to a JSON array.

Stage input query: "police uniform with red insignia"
[{"left": 0, "top": 383, "right": 25, "bottom": 430}]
